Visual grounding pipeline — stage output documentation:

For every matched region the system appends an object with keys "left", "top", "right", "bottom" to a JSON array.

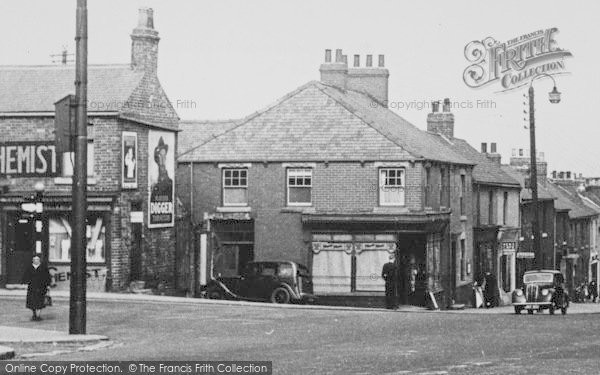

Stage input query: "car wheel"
[
  {"left": 561, "top": 307, "right": 567, "bottom": 315},
  {"left": 527, "top": 309, "right": 534, "bottom": 315},
  {"left": 514, "top": 306, "right": 523, "bottom": 315},
  {"left": 270, "top": 287, "right": 291, "bottom": 304},
  {"left": 207, "top": 288, "right": 224, "bottom": 300}
]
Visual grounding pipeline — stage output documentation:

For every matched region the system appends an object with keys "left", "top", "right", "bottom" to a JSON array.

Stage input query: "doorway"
[
  {"left": 7, "top": 216, "right": 35, "bottom": 284},
  {"left": 396, "top": 234, "right": 427, "bottom": 306}
]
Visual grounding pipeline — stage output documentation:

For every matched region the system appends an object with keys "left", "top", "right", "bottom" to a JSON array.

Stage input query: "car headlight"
[
  {"left": 515, "top": 289, "right": 523, "bottom": 297},
  {"left": 541, "top": 289, "right": 549, "bottom": 296}
]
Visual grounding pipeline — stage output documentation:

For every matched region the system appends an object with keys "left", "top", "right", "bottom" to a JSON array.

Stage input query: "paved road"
[{"left": 2, "top": 297, "right": 600, "bottom": 374}]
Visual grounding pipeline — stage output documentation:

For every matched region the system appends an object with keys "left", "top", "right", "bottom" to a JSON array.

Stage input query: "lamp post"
[
  {"left": 33, "top": 182, "right": 45, "bottom": 256},
  {"left": 528, "top": 73, "right": 561, "bottom": 270}
]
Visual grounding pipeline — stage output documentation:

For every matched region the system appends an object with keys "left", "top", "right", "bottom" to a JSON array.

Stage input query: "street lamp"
[{"left": 528, "top": 73, "right": 561, "bottom": 270}]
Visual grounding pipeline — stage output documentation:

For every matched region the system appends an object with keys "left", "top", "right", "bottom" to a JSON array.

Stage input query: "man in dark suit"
[{"left": 382, "top": 254, "right": 399, "bottom": 309}]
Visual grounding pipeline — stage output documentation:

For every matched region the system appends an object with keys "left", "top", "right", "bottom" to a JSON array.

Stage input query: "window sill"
[
  {"left": 281, "top": 207, "right": 316, "bottom": 213},
  {"left": 216, "top": 206, "right": 251, "bottom": 213},
  {"left": 54, "top": 177, "right": 97, "bottom": 185},
  {"left": 373, "top": 206, "right": 409, "bottom": 213}
]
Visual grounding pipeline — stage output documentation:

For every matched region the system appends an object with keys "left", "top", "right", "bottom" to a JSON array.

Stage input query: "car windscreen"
[{"left": 523, "top": 273, "right": 554, "bottom": 284}]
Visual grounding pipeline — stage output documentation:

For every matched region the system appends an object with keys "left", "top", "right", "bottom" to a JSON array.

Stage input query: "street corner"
[
  {"left": 0, "top": 326, "right": 108, "bottom": 344},
  {"left": 0, "top": 345, "right": 15, "bottom": 360}
]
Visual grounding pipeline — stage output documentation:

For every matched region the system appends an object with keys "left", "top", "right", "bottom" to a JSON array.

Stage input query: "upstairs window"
[
  {"left": 222, "top": 169, "right": 248, "bottom": 206},
  {"left": 379, "top": 168, "right": 405, "bottom": 206},
  {"left": 287, "top": 168, "right": 312, "bottom": 206}
]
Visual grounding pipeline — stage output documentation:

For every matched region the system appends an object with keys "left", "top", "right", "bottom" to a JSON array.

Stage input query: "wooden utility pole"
[{"left": 70, "top": 0, "right": 88, "bottom": 335}]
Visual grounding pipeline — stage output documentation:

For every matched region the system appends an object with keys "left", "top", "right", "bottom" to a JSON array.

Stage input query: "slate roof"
[
  {"left": 0, "top": 64, "right": 179, "bottom": 130},
  {"left": 500, "top": 166, "right": 555, "bottom": 200},
  {"left": 178, "top": 81, "right": 474, "bottom": 164},
  {"left": 178, "top": 120, "right": 238, "bottom": 155},
  {"left": 445, "top": 138, "right": 520, "bottom": 187},
  {"left": 548, "top": 182, "right": 599, "bottom": 219}
]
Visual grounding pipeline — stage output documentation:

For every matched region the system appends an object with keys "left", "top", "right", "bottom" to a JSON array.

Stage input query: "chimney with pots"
[
  {"left": 320, "top": 49, "right": 348, "bottom": 90},
  {"left": 131, "top": 7, "right": 160, "bottom": 73},
  {"left": 427, "top": 98, "right": 454, "bottom": 138},
  {"left": 485, "top": 142, "right": 502, "bottom": 165},
  {"left": 346, "top": 53, "right": 389, "bottom": 106}
]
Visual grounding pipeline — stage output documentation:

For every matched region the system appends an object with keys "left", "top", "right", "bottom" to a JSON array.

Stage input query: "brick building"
[
  {"left": 0, "top": 8, "right": 179, "bottom": 292},
  {"left": 177, "top": 49, "right": 479, "bottom": 307},
  {"left": 439, "top": 140, "right": 521, "bottom": 304}
]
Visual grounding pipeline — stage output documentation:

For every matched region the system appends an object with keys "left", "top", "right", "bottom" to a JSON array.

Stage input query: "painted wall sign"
[
  {"left": 122, "top": 131, "right": 138, "bottom": 189},
  {"left": 148, "top": 131, "right": 175, "bottom": 228},
  {"left": 0, "top": 142, "right": 58, "bottom": 177},
  {"left": 48, "top": 265, "right": 107, "bottom": 293}
]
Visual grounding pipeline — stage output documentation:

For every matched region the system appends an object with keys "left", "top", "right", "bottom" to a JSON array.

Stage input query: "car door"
[{"left": 238, "top": 263, "right": 260, "bottom": 299}]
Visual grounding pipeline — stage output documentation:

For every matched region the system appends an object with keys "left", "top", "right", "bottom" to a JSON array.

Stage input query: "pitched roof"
[
  {"left": 178, "top": 81, "right": 474, "bottom": 164},
  {"left": 0, "top": 64, "right": 179, "bottom": 130},
  {"left": 546, "top": 182, "right": 598, "bottom": 219},
  {"left": 178, "top": 120, "right": 238, "bottom": 155},
  {"left": 445, "top": 138, "right": 520, "bottom": 187},
  {"left": 500, "top": 166, "right": 555, "bottom": 200}
]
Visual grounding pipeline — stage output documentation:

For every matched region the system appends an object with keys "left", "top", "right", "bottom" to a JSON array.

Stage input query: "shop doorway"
[
  {"left": 396, "top": 234, "right": 427, "bottom": 306},
  {"left": 6, "top": 217, "right": 35, "bottom": 284},
  {"left": 130, "top": 222, "right": 143, "bottom": 282}
]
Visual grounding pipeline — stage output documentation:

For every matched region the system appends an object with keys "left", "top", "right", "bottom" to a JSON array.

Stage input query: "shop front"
[
  {"left": 302, "top": 213, "right": 449, "bottom": 307},
  {"left": 0, "top": 192, "right": 114, "bottom": 292}
]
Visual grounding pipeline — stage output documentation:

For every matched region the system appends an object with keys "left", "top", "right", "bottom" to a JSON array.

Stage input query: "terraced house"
[
  {"left": 177, "top": 49, "right": 479, "bottom": 307},
  {"left": 0, "top": 8, "right": 179, "bottom": 293}
]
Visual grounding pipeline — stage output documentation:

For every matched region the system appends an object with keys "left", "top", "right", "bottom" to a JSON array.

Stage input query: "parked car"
[
  {"left": 206, "top": 261, "right": 315, "bottom": 304},
  {"left": 512, "top": 270, "right": 569, "bottom": 315}
]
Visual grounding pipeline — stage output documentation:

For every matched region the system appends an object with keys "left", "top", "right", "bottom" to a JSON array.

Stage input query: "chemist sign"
[{"left": 0, "top": 142, "right": 58, "bottom": 177}]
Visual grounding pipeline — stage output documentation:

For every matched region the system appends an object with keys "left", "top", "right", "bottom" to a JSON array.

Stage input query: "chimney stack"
[
  {"left": 427, "top": 98, "right": 454, "bottom": 138},
  {"left": 485, "top": 142, "right": 501, "bottom": 165},
  {"left": 131, "top": 7, "right": 160, "bottom": 73},
  {"left": 320, "top": 48, "right": 348, "bottom": 90},
  {"left": 346, "top": 53, "right": 389, "bottom": 106}
]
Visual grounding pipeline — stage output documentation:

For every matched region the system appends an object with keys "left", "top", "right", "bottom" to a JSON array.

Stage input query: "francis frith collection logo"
[{"left": 463, "top": 28, "right": 572, "bottom": 91}]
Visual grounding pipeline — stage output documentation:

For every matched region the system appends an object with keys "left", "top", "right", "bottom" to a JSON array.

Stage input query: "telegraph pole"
[
  {"left": 70, "top": 0, "right": 88, "bottom": 335},
  {"left": 528, "top": 85, "right": 541, "bottom": 270}
]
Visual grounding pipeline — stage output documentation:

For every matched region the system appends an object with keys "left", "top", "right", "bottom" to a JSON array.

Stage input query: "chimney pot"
[
  {"left": 378, "top": 55, "right": 385, "bottom": 67},
  {"left": 490, "top": 142, "right": 497, "bottom": 153},
  {"left": 567, "top": 171, "right": 571, "bottom": 179},
  {"left": 481, "top": 143, "right": 488, "bottom": 153},
  {"left": 431, "top": 101, "right": 440, "bottom": 113},
  {"left": 366, "top": 55, "right": 373, "bottom": 67},
  {"left": 353, "top": 54, "right": 360, "bottom": 67},
  {"left": 442, "top": 98, "right": 451, "bottom": 112},
  {"left": 137, "top": 7, "right": 154, "bottom": 29},
  {"left": 335, "top": 49, "right": 343, "bottom": 63},
  {"left": 342, "top": 55, "right": 348, "bottom": 65},
  {"left": 325, "top": 49, "right": 332, "bottom": 63}
]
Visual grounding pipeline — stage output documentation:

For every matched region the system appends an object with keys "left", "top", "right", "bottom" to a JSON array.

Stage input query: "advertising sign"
[
  {"left": 122, "top": 132, "right": 138, "bottom": 189},
  {"left": 148, "top": 131, "right": 175, "bottom": 228}
]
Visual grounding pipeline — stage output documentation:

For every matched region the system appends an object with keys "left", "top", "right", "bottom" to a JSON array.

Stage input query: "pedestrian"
[
  {"left": 589, "top": 280, "right": 598, "bottom": 303},
  {"left": 381, "top": 254, "right": 399, "bottom": 309},
  {"left": 21, "top": 254, "right": 51, "bottom": 321}
]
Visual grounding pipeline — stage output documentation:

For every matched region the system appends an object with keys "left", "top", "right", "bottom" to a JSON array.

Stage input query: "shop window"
[
  {"left": 312, "top": 248, "right": 351, "bottom": 293},
  {"left": 355, "top": 250, "right": 389, "bottom": 291},
  {"left": 48, "top": 216, "right": 105, "bottom": 263},
  {"left": 222, "top": 169, "right": 248, "bottom": 206},
  {"left": 287, "top": 168, "right": 312, "bottom": 206},
  {"left": 379, "top": 168, "right": 405, "bottom": 206}
]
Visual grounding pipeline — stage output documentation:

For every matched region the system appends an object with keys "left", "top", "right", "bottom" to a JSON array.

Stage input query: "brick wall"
[{"left": 0, "top": 115, "right": 177, "bottom": 291}]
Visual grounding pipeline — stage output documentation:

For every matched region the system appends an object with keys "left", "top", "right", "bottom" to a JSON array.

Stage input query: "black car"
[
  {"left": 206, "top": 261, "right": 315, "bottom": 304},
  {"left": 512, "top": 270, "right": 569, "bottom": 315}
]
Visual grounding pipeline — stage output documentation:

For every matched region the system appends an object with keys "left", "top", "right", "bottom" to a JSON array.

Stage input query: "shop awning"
[
  {"left": 0, "top": 192, "right": 116, "bottom": 212},
  {"left": 301, "top": 212, "right": 450, "bottom": 232}
]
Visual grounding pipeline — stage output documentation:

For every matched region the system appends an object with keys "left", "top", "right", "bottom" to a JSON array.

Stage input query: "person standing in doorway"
[
  {"left": 589, "top": 280, "right": 598, "bottom": 303},
  {"left": 406, "top": 255, "right": 419, "bottom": 305},
  {"left": 21, "top": 254, "right": 51, "bottom": 321},
  {"left": 382, "top": 254, "right": 399, "bottom": 309}
]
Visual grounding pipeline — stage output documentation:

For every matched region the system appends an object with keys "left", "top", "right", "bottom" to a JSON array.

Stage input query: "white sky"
[{"left": 1, "top": 0, "right": 599, "bottom": 175}]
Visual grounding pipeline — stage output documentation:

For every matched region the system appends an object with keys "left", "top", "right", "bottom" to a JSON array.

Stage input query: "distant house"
[
  {"left": 177, "top": 49, "right": 481, "bottom": 307},
  {"left": 0, "top": 8, "right": 179, "bottom": 293}
]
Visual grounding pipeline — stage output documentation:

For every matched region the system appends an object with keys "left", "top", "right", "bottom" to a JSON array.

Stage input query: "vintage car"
[
  {"left": 205, "top": 261, "right": 315, "bottom": 304},
  {"left": 512, "top": 270, "right": 569, "bottom": 315}
]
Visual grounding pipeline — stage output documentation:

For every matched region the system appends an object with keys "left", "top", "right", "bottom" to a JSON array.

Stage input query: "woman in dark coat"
[{"left": 21, "top": 254, "right": 51, "bottom": 321}]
